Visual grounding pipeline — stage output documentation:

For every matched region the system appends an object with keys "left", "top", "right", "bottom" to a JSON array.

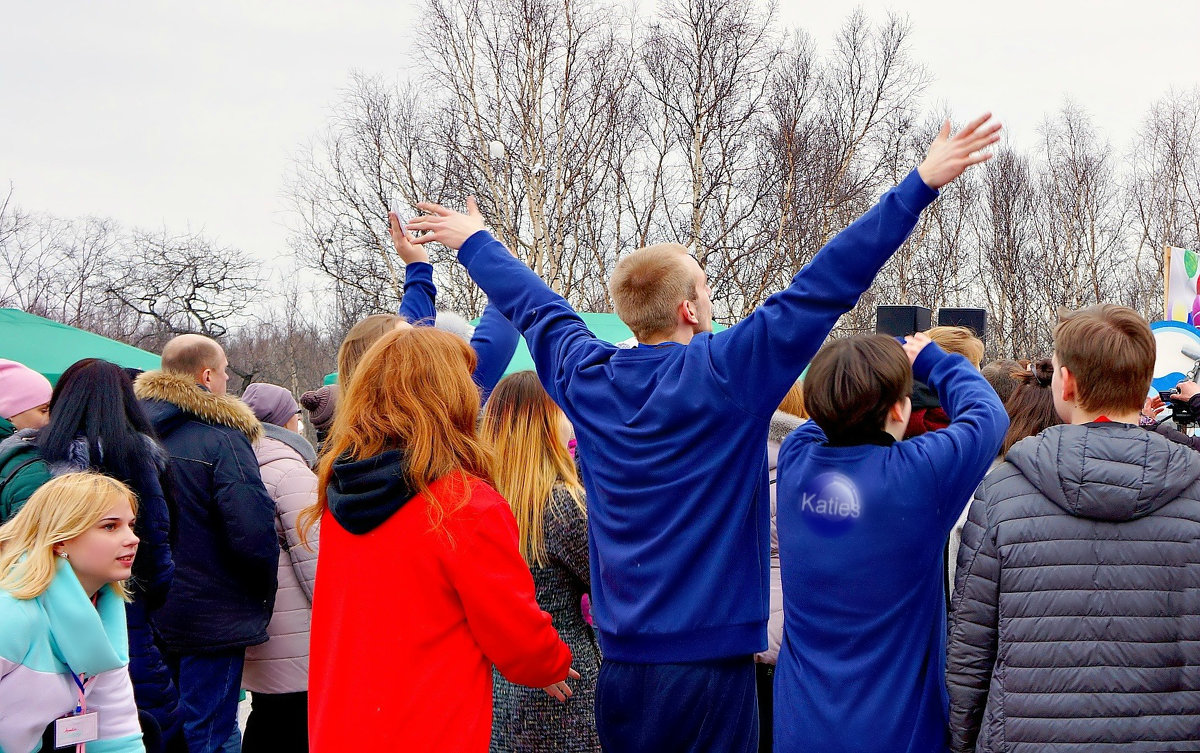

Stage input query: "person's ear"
[
  {"left": 1059, "top": 366, "right": 1076, "bottom": 404},
  {"left": 889, "top": 396, "right": 909, "bottom": 423},
  {"left": 679, "top": 299, "right": 699, "bottom": 326}
]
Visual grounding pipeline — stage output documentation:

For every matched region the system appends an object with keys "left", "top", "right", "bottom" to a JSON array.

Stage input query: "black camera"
[{"left": 1162, "top": 390, "right": 1200, "bottom": 429}]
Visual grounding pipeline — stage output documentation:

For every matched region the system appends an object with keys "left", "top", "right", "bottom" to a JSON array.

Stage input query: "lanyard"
[
  {"left": 65, "top": 664, "right": 92, "bottom": 752},
  {"left": 69, "top": 668, "right": 89, "bottom": 714}
]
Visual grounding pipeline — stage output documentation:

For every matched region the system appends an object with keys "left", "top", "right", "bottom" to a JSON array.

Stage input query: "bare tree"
[
  {"left": 1128, "top": 87, "right": 1200, "bottom": 319},
  {"left": 99, "top": 227, "right": 264, "bottom": 349}
]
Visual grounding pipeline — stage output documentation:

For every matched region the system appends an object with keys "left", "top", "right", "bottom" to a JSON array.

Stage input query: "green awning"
[{"left": 0, "top": 308, "right": 161, "bottom": 385}]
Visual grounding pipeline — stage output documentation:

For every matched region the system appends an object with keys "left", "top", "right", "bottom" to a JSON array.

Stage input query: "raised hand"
[
  {"left": 917, "top": 113, "right": 1002, "bottom": 189},
  {"left": 543, "top": 667, "right": 580, "bottom": 703},
  {"left": 902, "top": 332, "right": 933, "bottom": 365},
  {"left": 389, "top": 211, "right": 429, "bottom": 265},
  {"left": 406, "top": 196, "right": 488, "bottom": 251}
]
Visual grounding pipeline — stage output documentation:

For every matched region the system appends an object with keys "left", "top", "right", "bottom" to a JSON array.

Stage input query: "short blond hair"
[
  {"left": 161, "top": 334, "right": 222, "bottom": 377},
  {"left": 0, "top": 473, "right": 138, "bottom": 601},
  {"left": 926, "top": 326, "right": 985, "bottom": 368},
  {"left": 609, "top": 244, "right": 697, "bottom": 341}
]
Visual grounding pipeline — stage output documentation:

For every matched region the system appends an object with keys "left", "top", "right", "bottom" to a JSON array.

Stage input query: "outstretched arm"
[
  {"left": 709, "top": 114, "right": 1001, "bottom": 416},
  {"left": 391, "top": 212, "right": 438, "bottom": 325},
  {"left": 471, "top": 302, "right": 521, "bottom": 400},
  {"left": 407, "top": 199, "right": 602, "bottom": 405}
]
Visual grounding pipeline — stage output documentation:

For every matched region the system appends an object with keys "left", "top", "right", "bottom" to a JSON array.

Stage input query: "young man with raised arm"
[{"left": 408, "top": 114, "right": 1000, "bottom": 753}]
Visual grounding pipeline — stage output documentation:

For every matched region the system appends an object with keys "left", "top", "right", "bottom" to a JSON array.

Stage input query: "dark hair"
[
  {"left": 981, "top": 359, "right": 1023, "bottom": 404},
  {"left": 1000, "top": 358, "right": 1061, "bottom": 457},
  {"left": 805, "top": 335, "right": 912, "bottom": 443},
  {"left": 37, "top": 359, "right": 159, "bottom": 490}
]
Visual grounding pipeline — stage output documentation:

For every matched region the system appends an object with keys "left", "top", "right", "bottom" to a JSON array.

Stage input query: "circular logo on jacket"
[{"left": 799, "top": 472, "right": 862, "bottom": 537}]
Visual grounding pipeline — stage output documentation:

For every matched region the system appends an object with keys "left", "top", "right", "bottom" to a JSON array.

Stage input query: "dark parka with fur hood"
[
  {"left": 135, "top": 370, "right": 280, "bottom": 652},
  {"left": 947, "top": 422, "right": 1200, "bottom": 752}
]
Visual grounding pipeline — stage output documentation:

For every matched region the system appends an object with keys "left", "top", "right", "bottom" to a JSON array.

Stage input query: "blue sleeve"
[
  {"left": 907, "top": 343, "right": 1009, "bottom": 529},
  {"left": 128, "top": 460, "right": 174, "bottom": 610},
  {"left": 213, "top": 433, "right": 280, "bottom": 600},
  {"left": 708, "top": 169, "right": 938, "bottom": 416},
  {"left": 457, "top": 231, "right": 606, "bottom": 405},
  {"left": 397, "top": 261, "right": 437, "bottom": 325},
  {"left": 471, "top": 302, "right": 521, "bottom": 399}
]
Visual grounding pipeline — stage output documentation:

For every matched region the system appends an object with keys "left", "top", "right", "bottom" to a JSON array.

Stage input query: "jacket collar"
[
  {"left": 824, "top": 429, "right": 896, "bottom": 448},
  {"left": 133, "top": 370, "right": 261, "bottom": 441},
  {"left": 327, "top": 449, "right": 419, "bottom": 534},
  {"left": 261, "top": 423, "right": 318, "bottom": 468},
  {"left": 41, "top": 559, "right": 129, "bottom": 674}
]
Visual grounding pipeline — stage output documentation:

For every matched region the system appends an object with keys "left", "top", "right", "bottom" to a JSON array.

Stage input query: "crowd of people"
[{"left": 0, "top": 111, "right": 1197, "bottom": 753}]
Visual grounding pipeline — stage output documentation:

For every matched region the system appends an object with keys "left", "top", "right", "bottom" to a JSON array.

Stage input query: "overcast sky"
[{"left": 2, "top": 0, "right": 1198, "bottom": 275}]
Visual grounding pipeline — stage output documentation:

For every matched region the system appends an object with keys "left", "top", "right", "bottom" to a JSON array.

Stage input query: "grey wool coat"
[
  {"left": 491, "top": 485, "right": 600, "bottom": 753},
  {"left": 947, "top": 422, "right": 1200, "bottom": 753}
]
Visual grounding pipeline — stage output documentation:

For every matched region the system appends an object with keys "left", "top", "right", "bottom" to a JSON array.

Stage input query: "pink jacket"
[
  {"left": 242, "top": 431, "right": 319, "bottom": 694},
  {"left": 756, "top": 410, "right": 805, "bottom": 665}
]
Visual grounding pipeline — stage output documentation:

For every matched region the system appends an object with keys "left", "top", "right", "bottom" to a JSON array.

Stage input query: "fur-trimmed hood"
[
  {"left": 767, "top": 410, "right": 806, "bottom": 472},
  {"left": 134, "top": 370, "right": 262, "bottom": 441},
  {"left": 769, "top": 410, "right": 806, "bottom": 444}
]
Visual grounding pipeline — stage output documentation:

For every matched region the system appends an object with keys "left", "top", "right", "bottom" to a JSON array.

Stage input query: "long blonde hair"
[
  {"left": 337, "top": 313, "right": 402, "bottom": 386},
  {"left": 301, "top": 328, "right": 493, "bottom": 544},
  {"left": 0, "top": 473, "right": 138, "bottom": 600},
  {"left": 480, "top": 371, "right": 584, "bottom": 567}
]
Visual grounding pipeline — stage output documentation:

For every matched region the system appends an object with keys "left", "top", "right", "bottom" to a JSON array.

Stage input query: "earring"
[{"left": 57, "top": 552, "right": 69, "bottom": 560}]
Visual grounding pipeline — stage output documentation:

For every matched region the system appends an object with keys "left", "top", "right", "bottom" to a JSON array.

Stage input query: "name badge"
[{"left": 55, "top": 711, "right": 100, "bottom": 746}]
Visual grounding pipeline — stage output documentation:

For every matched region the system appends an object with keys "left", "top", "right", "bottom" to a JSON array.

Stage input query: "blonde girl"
[{"left": 0, "top": 472, "right": 144, "bottom": 753}]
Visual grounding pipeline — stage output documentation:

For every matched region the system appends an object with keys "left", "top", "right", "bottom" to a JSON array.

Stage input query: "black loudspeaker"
[
  {"left": 937, "top": 308, "right": 987, "bottom": 342},
  {"left": 876, "top": 306, "right": 933, "bottom": 338}
]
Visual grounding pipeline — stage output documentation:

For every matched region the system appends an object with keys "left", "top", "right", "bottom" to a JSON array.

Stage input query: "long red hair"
[{"left": 300, "top": 327, "right": 492, "bottom": 542}]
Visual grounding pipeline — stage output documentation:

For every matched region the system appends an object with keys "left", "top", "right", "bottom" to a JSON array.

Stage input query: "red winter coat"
[{"left": 308, "top": 473, "right": 573, "bottom": 752}]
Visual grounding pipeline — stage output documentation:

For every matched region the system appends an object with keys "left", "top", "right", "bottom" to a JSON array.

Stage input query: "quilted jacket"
[
  {"left": 947, "top": 421, "right": 1200, "bottom": 752},
  {"left": 242, "top": 427, "right": 319, "bottom": 695}
]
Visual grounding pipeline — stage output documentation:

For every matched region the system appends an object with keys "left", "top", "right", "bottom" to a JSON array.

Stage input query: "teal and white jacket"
[{"left": 0, "top": 560, "right": 143, "bottom": 753}]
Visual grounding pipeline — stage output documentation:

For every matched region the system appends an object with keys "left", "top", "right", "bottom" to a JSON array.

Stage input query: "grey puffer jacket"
[{"left": 947, "top": 422, "right": 1200, "bottom": 753}]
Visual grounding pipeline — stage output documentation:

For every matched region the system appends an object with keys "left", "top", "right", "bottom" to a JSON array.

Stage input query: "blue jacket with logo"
[{"left": 773, "top": 343, "right": 1007, "bottom": 753}]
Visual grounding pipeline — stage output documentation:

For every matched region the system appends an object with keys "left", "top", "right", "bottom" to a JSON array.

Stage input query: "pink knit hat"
[{"left": 0, "top": 359, "right": 53, "bottom": 420}]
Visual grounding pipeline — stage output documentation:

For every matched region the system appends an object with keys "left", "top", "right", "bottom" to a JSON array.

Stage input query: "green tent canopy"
[
  {"left": 321, "top": 312, "right": 728, "bottom": 385},
  {"left": 0, "top": 308, "right": 161, "bottom": 385}
]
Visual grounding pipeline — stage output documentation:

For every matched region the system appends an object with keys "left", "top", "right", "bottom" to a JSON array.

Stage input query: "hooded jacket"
[
  {"left": 309, "top": 450, "right": 572, "bottom": 752},
  {"left": 947, "top": 422, "right": 1200, "bottom": 752},
  {"left": 0, "top": 425, "right": 52, "bottom": 524},
  {"left": 242, "top": 428, "right": 319, "bottom": 695},
  {"left": 134, "top": 370, "right": 279, "bottom": 653},
  {"left": 0, "top": 561, "right": 144, "bottom": 753}
]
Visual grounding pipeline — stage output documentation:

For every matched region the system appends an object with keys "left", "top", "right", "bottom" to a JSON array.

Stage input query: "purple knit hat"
[
  {"left": 0, "top": 358, "right": 53, "bottom": 420},
  {"left": 299, "top": 384, "right": 338, "bottom": 433},
  {"left": 241, "top": 383, "right": 299, "bottom": 427}
]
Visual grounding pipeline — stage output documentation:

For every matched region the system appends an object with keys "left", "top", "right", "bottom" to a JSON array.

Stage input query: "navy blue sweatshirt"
[
  {"left": 398, "top": 261, "right": 520, "bottom": 397},
  {"left": 773, "top": 344, "right": 1008, "bottom": 753},
  {"left": 457, "top": 169, "right": 938, "bottom": 662}
]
